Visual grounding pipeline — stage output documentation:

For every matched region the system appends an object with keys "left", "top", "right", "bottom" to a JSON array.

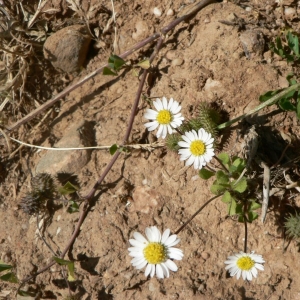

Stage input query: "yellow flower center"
[
  {"left": 190, "top": 140, "right": 206, "bottom": 156},
  {"left": 143, "top": 242, "right": 167, "bottom": 264},
  {"left": 237, "top": 256, "right": 255, "bottom": 271},
  {"left": 156, "top": 110, "right": 172, "bottom": 125}
]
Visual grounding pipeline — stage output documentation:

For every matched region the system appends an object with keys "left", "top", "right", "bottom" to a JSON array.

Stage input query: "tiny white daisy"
[
  {"left": 128, "top": 226, "right": 184, "bottom": 279},
  {"left": 144, "top": 97, "right": 184, "bottom": 139},
  {"left": 224, "top": 251, "right": 265, "bottom": 281},
  {"left": 178, "top": 128, "right": 214, "bottom": 170}
]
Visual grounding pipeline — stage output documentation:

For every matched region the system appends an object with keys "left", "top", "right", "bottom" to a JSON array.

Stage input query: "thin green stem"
[
  {"left": 174, "top": 194, "right": 222, "bottom": 235},
  {"left": 214, "top": 156, "right": 229, "bottom": 172},
  {"left": 217, "top": 83, "right": 300, "bottom": 130},
  {"left": 243, "top": 201, "right": 248, "bottom": 253}
]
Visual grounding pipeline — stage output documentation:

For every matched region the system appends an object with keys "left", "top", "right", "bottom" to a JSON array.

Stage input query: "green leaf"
[
  {"left": 297, "top": 99, "right": 300, "bottom": 119},
  {"left": 232, "top": 177, "right": 247, "bottom": 193},
  {"left": 210, "top": 182, "right": 227, "bottom": 195},
  {"left": 286, "top": 73, "right": 297, "bottom": 86},
  {"left": 67, "top": 262, "right": 76, "bottom": 282},
  {"left": 221, "top": 191, "right": 232, "bottom": 203},
  {"left": 137, "top": 59, "right": 150, "bottom": 69},
  {"left": 216, "top": 171, "right": 229, "bottom": 184},
  {"left": 228, "top": 165, "right": 237, "bottom": 174},
  {"left": 278, "top": 97, "right": 296, "bottom": 111},
  {"left": 259, "top": 89, "right": 281, "bottom": 103},
  {"left": 232, "top": 157, "right": 246, "bottom": 174},
  {"left": 217, "top": 153, "right": 230, "bottom": 165},
  {"left": 53, "top": 257, "right": 70, "bottom": 265},
  {"left": 228, "top": 197, "right": 237, "bottom": 216},
  {"left": 0, "top": 262, "right": 13, "bottom": 272},
  {"left": 103, "top": 67, "right": 117, "bottom": 76},
  {"left": 53, "top": 257, "right": 75, "bottom": 282},
  {"left": 287, "top": 31, "right": 299, "bottom": 56},
  {"left": 238, "top": 215, "right": 244, "bottom": 223},
  {"left": 108, "top": 54, "right": 126, "bottom": 70},
  {"left": 18, "top": 290, "right": 33, "bottom": 296},
  {"left": 249, "top": 201, "right": 262, "bottom": 211},
  {"left": 132, "top": 68, "right": 139, "bottom": 77},
  {"left": 67, "top": 200, "right": 79, "bottom": 213},
  {"left": 58, "top": 181, "right": 79, "bottom": 195},
  {"left": 0, "top": 272, "right": 18, "bottom": 283},
  {"left": 109, "top": 144, "right": 118, "bottom": 155},
  {"left": 199, "top": 168, "right": 215, "bottom": 180},
  {"left": 247, "top": 211, "right": 259, "bottom": 222}
]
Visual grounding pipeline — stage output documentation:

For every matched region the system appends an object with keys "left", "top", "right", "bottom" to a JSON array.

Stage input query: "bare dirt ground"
[{"left": 1, "top": 0, "right": 300, "bottom": 299}]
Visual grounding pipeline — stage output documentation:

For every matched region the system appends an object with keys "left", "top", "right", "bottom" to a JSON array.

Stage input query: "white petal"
[
  {"left": 152, "top": 226, "right": 161, "bottom": 242},
  {"left": 145, "top": 227, "right": 154, "bottom": 241},
  {"left": 144, "top": 121, "right": 159, "bottom": 131},
  {"left": 150, "top": 264, "right": 155, "bottom": 277},
  {"left": 161, "top": 125, "right": 167, "bottom": 139},
  {"left": 182, "top": 135, "right": 192, "bottom": 144},
  {"left": 165, "top": 259, "right": 178, "bottom": 272},
  {"left": 167, "top": 98, "right": 174, "bottom": 110},
  {"left": 144, "top": 109, "right": 158, "bottom": 120},
  {"left": 128, "top": 247, "right": 144, "bottom": 254},
  {"left": 156, "top": 264, "right": 164, "bottom": 278},
  {"left": 178, "top": 141, "right": 190, "bottom": 148},
  {"left": 131, "top": 256, "right": 146, "bottom": 265},
  {"left": 133, "top": 232, "right": 148, "bottom": 243},
  {"left": 160, "top": 263, "right": 170, "bottom": 278},
  {"left": 153, "top": 98, "right": 163, "bottom": 111},
  {"left": 129, "top": 239, "right": 145, "bottom": 248},
  {"left": 186, "top": 155, "right": 195, "bottom": 166},
  {"left": 172, "top": 103, "right": 181, "bottom": 114},
  {"left": 156, "top": 124, "right": 164, "bottom": 138},
  {"left": 168, "top": 247, "right": 183, "bottom": 257},
  {"left": 135, "top": 260, "right": 148, "bottom": 270},
  {"left": 186, "top": 131, "right": 196, "bottom": 141},
  {"left": 162, "top": 97, "right": 168, "bottom": 109},
  {"left": 145, "top": 263, "right": 152, "bottom": 277},
  {"left": 255, "top": 263, "right": 264, "bottom": 271},
  {"left": 161, "top": 229, "right": 170, "bottom": 244},
  {"left": 164, "top": 234, "right": 177, "bottom": 246},
  {"left": 128, "top": 251, "right": 143, "bottom": 258},
  {"left": 167, "top": 125, "right": 173, "bottom": 135},
  {"left": 251, "top": 267, "right": 258, "bottom": 278}
]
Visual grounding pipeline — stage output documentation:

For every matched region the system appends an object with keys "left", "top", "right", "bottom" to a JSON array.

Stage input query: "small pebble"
[
  {"left": 166, "top": 50, "right": 177, "bottom": 60},
  {"left": 171, "top": 58, "right": 184, "bottom": 66},
  {"left": 166, "top": 8, "right": 174, "bottom": 16},
  {"left": 153, "top": 7, "right": 162, "bottom": 17},
  {"left": 284, "top": 7, "right": 296, "bottom": 19},
  {"left": 201, "top": 252, "right": 210, "bottom": 260}
]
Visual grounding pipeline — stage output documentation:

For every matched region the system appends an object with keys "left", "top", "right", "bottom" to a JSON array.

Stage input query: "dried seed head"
[
  {"left": 31, "top": 173, "right": 56, "bottom": 198},
  {"left": 18, "top": 193, "right": 43, "bottom": 215},
  {"left": 285, "top": 213, "right": 300, "bottom": 240},
  {"left": 165, "top": 133, "right": 181, "bottom": 152}
]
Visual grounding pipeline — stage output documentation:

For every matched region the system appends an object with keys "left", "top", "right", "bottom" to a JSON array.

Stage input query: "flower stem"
[
  {"left": 175, "top": 194, "right": 222, "bottom": 235},
  {"left": 217, "top": 83, "right": 300, "bottom": 130},
  {"left": 214, "top": 156, "right": 229, "bottom": 172}
]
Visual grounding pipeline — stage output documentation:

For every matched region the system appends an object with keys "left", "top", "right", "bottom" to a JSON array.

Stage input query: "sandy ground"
[{"left": 1, "top": 0, "right": 300, "bottom": 299}]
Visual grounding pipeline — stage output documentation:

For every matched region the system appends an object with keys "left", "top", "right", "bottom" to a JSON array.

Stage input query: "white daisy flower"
[
  {"left": 178, "top": 128, "right": 214, "bottom": 170},
  {"left": 144, "top": 97, "right": 184, "bottom": 139},
  {"left": 224, "top": 251, "right": 265, "bottom": 281},
  {"left": 128, "top": 226, "right": 184, "bottom": 279}
]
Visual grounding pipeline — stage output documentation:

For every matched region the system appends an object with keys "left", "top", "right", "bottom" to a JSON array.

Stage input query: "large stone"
[
  {"left": 35, "top": 121, "right": 93, "bottom": 175},
  {"left": 43, "top": 25, "right": 91, "bottom": 73}
]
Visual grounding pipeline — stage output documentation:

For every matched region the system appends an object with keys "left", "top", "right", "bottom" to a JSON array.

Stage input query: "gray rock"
[{"left": 35, "top": 121, "right": 93, "bottom": 175}]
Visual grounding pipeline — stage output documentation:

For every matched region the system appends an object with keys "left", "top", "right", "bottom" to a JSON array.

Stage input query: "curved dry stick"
[{"left": 17, "top": 0, "right": 216, "bottom": 291}]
